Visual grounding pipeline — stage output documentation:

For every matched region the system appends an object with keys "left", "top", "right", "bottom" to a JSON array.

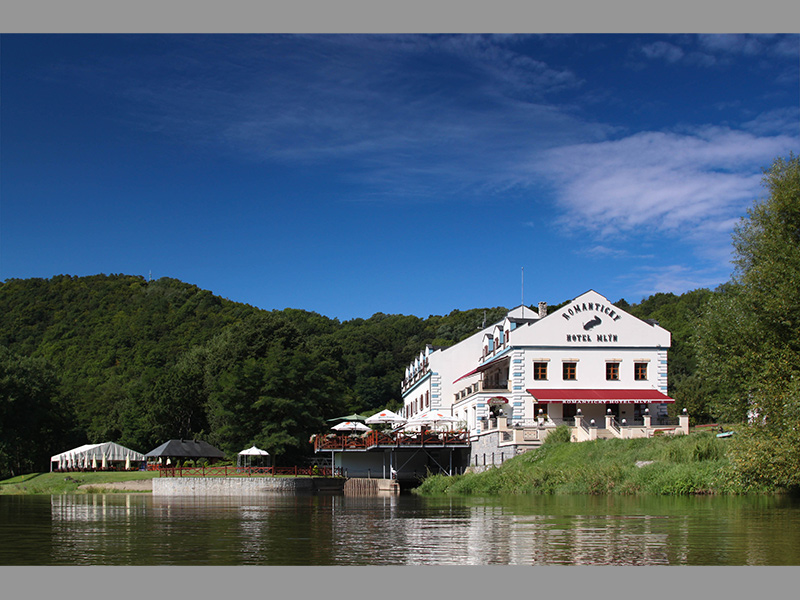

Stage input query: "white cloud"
[
  {"left": 641, "top": 41, "right": 684, "bottom": 63},
  {"left": 532, "top": 127, "right": 797, "bottom": 253}
]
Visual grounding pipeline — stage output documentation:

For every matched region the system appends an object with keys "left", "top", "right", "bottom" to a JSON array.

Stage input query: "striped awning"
[{"left": 526, "top": 389, "right": 674, "bottom": 403}]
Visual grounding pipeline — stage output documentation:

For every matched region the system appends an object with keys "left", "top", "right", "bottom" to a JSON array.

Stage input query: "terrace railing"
[{"left": 313, "top": 430, "right": 470, "bottom": 452}]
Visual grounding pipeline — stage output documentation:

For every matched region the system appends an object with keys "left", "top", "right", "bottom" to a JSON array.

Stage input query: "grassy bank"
[
  {"left": 0, "top": 471, "right": 159, "bottom": 495},
  {"left": 415, "top": 427, "right": 778, "bottom": 496}
]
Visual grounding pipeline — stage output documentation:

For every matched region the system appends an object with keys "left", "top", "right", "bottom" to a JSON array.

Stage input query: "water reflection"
[{"left": 0, "top": 493, "right": 798, "bottom": 565}]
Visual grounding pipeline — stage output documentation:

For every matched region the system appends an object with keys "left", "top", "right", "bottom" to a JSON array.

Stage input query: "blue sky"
[{"left": 1, "top": 33, "right": 798, "bottom": 320}]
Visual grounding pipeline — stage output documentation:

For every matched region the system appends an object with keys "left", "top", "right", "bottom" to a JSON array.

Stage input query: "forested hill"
[
  {"left": 1, "top": 272, "right": 723, "bottom": 478},
  {"left": 0, "top": 273, "right": 518, "bottom": 474}
]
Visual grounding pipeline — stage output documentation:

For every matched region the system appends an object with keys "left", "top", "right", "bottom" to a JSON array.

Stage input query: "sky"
[{"left": 1, "top": 32, "right": 798, "bottom": 321}]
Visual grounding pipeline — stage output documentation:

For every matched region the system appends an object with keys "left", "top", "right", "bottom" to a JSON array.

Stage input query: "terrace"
[{"left": 313, "top": 429, "right": 470, "bottom": 453}]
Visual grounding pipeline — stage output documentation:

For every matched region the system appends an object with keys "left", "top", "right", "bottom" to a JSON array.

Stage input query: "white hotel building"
[{"left": 401, "top": 290, "right": 685, "bottom": 452}]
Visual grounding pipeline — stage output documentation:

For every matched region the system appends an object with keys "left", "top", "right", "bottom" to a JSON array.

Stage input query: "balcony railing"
[{"left": 313, "top": 430, "right": 470, "bottom": 452}]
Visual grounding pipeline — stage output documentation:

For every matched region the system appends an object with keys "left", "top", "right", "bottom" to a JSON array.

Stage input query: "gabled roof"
[{"left": 144, "top": 439, "right": 226, "bottom": 459}]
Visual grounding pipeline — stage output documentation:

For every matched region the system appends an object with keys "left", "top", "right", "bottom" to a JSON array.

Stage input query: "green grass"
[
  {"left": 415, "top": 431, "right": 758, "bottom": 497},
  {"left": 0, "top": 471, "right": 160, "bottom": 495}
]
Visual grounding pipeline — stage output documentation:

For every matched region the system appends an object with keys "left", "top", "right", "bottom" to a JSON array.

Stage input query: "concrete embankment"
[{"left": 153, "top": 477, "right": 345, "bottom": 496}]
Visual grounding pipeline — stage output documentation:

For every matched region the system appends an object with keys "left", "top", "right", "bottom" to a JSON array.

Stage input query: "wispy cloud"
[
  {"left": 641, "top": 41, "right": 684, "bottom": 63},
  {"left": 620, "top": 264, "right": 729, "bottom": 300},
  {"left": 102, "top": 35, "right": 604, "bottom": 200},
  {"left": 639, "top": 33, "right": 799, "bottom": 66},
  {"left": 532, "top": 126, "right": 797, "bottom": 256}
]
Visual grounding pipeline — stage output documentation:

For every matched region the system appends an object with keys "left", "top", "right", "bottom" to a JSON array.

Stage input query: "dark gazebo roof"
[{"left": 144, "top": 439, "right": 226, "bottom": 460}]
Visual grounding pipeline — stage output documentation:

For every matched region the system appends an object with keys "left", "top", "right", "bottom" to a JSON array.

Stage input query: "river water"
[{"left": 1, "top": 492, "right": 799, "bottom": 566}]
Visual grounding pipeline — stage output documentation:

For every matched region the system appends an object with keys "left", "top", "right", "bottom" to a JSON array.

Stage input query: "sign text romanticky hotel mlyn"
[{"left": 562, "top": 301, "right": 622, "bottom": 343}]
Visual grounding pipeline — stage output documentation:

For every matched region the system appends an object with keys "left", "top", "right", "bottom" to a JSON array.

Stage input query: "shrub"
[{"left": 543, "top": 424, "right": 572, "bottom": 445}]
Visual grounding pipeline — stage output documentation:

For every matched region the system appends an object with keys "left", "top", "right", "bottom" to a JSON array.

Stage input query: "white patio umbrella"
[
  {"left": 101, "top": 453, "right": 107, "bottom": 469},
  {"left": 332, "top": 421, "right": 371, "bottom": 432},
  {"left": 365, "top": 409, "right": 406, "bottom": 425},
  {"left": 125, "top": 454, "right": 131, "bottom": 470},
  {"left": 404, "top": 410, "right": 459, "bottom": 431},
  {"left": 91, "top": 454, "right": 97, "bottom": 470}
]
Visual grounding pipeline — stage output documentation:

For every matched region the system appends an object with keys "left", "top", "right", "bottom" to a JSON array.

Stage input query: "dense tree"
[
  {"left": 695, "top": 154, "right": 799, "bottom": 492},
  {"left": 697, "top": 154, "right": 800, "bottom": 427},
  {"left": 0, "top": 347, "right": 76, "bottom": 477},
  {"left": 628, "top": 289, "right": 715, "bottom": 422}
]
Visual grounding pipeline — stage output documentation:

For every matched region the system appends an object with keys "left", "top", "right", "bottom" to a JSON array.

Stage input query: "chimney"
[{"left": 538, "top": 302, "right": 547, "bottom": 318}]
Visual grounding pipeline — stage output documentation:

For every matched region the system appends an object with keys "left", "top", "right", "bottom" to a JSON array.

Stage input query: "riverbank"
[
  {"left": 0, "top": 471, "right": 160, "bottom": 495},
  {"left": 414, "top": 428, "right": 785, "bottom": 496},
  {"left": 0, "top": 470, "right": 339, "bottom": 495}
]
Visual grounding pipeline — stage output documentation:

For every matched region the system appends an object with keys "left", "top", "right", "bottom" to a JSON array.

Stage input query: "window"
[
  {"left": 534, "top": 362, "right": 548, "bottom": 380},
  {"left": 606, "top": 362, "right": 620, "bottom": 381},
  {"left": 562, "top": 362, "right": 577, "bottom": 380},
  {"left": 634, "top": 362, "right": 648, "bottom": 380}
]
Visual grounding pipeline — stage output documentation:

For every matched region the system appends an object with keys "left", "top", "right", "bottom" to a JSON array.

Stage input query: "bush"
[{"left": 543, "top": 424, "right": 571, "bottom": 445}]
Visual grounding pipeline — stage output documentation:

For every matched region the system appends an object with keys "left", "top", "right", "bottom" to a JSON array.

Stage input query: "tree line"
[{"left": 2, "top": 155, "right": 796, "bottom": 486}]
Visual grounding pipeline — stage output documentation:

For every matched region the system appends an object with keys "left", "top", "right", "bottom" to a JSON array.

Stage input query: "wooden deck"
[{"left": 313, "top": 430, "right": 470, "bottom": 452}]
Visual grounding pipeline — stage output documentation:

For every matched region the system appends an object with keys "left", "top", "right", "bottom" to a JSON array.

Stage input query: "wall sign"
[
  {"left": 567, "top": 333, "right": 619, "bottom": 343},
  {"left": 561, "top": 302, "right": 622, "bottom": 322}
]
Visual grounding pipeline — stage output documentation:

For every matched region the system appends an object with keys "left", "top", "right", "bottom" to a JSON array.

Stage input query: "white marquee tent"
[{"left": 50, "top": 442, "right": 146, "bottom": 471}]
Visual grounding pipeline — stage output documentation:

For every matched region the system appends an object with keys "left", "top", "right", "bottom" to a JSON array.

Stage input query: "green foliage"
[
  {"left": 543, "top": 424, "right": 571, "bottom": 445},
  {"left": 415, "top": 433, "right": 737, "bottom": 496},
  {"left": 697, "top": 154, "right": 800, "bottom": 431},
  {"left": 724, "top": 425, "right": 800, "bottom": 494},
  {"left": 0, "top": 273, "right": 523, "bottom": 471},
  {"left": 0, "top": 347, "right": 76, "bottom": 478},
  {"left": 628, "top": 288, "right": 715, "bottom": 422}
]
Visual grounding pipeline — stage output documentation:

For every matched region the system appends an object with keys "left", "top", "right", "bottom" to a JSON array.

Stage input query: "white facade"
[{"left": 401, "top": 290, "right": 674, "bottom": 438}]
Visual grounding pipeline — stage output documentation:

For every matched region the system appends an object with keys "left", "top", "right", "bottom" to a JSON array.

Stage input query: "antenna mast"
[{"left": 521, "top": 267, "right": 524, "bottom": 316}]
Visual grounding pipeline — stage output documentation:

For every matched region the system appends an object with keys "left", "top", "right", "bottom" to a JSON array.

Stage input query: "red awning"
[{"left": 526, "top": 389, "right": 674, "bottom": 403}]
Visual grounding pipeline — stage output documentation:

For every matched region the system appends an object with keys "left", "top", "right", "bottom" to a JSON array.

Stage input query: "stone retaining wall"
[{"left": 152, "top": 477, "right": 344, "bottom": 496}]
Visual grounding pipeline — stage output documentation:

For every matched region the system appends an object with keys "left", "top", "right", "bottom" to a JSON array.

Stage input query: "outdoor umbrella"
[
  {"left": 91, "top": 454, "right": 97, "bottom": 470},
  {"left": 331, "top": 421, "right": 371, "bottom": 432},
  {"left": 125, "top": 454, "right": 131, "bottom": 470},
  {"left": 101, "top": 453, "right": 107, "bottom": 469},
  {"left": 365, "top": 409, "right": 406, "bottom": 425},
  {"left": 327, "top": 413, "right": 369, "bottom": 422},
  {"left": 404, "top": 410, "right": 459, "bottom": 431}
]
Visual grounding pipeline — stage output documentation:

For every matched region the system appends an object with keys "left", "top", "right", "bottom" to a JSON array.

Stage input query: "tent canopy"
[
  {"left": 238, "top": 445, "right": 269, "bottom": 456},
  {"left": 144, "top": 439, "right": 226, "bottom": 460},
  {"left": 51, "top": 442, "right": 145, "bottom": 464}
]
